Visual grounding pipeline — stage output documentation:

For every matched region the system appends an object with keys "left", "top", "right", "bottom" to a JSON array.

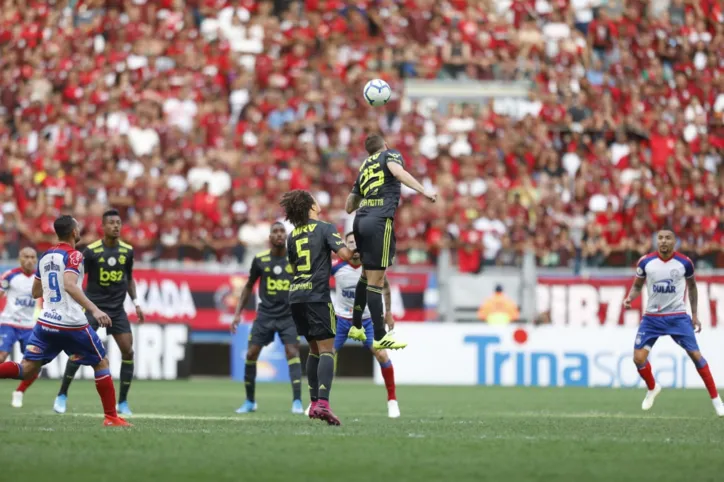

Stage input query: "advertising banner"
[
  {"left": 376, "top": 324, "right": 724, "bottom": 388},
  {"left": 537, "top": 275, "right": 724, "bottom": 327},
  {"left": 113, "top": 269, "right": 432, "bottom": 330},
  {"left": 10, "top": 324, "right": 190, "bottom": 380}
]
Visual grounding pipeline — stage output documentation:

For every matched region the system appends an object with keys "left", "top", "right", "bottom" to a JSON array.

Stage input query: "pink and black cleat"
[
  {"left": 311, "top": 400, "right": 341, "bottom": 426},
  {"left": 307, "top": 400, "right": 319, "bottom": 420}
]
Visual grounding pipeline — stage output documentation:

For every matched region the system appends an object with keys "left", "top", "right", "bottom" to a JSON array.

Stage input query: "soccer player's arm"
[
  {"left": 31, "top": 264, "right": 43, "bottom": 299},
  {"left": 624, "top": 256, "right": 647, "bottom": 308},
  {"left": 63, "top": 251, "right": 111, "bottom": 326},
  {"left": 0, "top": 270, "right": 10, "bottom": 299},
  {"left": 345, "top": 179, "right": 363, "bottom": 214},
  {"left": 231, "top": 256, "right": 262, "bottom": 332},
  {"left": 683, "top": 257, "right": 699, "bottom": 330},
  {"left": 326, "top": 225, "right": 354, "bottom": 262},
  {"left": 385, "top": 150, "right": 424, "bottom": 193},
  {"left": 126, "top": 251, "right": 144, "bottom": 322}
]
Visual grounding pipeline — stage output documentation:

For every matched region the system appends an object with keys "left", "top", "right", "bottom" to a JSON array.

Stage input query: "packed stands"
[{"left": 0, "top": 0, "right": 722, "bottom": 270}]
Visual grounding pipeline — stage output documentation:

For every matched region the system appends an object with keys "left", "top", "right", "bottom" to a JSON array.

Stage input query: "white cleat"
[
  {"left": 641, "top": 384, "right": 662, "bottom": 411},
  {"left": 387, "top": 399, "right": 400, "bottom": 418},
  {"left": 304, "top": 403, "right": 312, "bottom": 417},
  {"left": 11, "top": 391, "right": 23, "bottom": 408},
  {"left": 712, "top": 396, "right": 724, "bottom": 417}
]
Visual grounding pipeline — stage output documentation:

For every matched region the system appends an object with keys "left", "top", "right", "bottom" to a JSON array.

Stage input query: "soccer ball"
[{"left": 363, "top": 79, "right": 392, "bottom": 107}]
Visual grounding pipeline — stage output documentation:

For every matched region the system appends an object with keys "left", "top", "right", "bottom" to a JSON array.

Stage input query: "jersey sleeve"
[
  {"left": 635, "top": 256, "right": 649, "bottom": 278},
  {"left": 66, "top": 250, "right": 83, "bottom": 275},
  {"left": 351, "top": 176, "right": 361, "bottom": 196},
  {"left": 384, "top": 149, "right": 405, "bottom": 168},
  {"left": 331, "top": 261, "right": 346, "bottom": 276},
  {"left": 287, "top": 235, "right": 298, "bottom": 265},
  {"left": 248, "top": 256, "right": 262, "bottom": 285},
  {"left": 325, "top": 224, "right": 345, "bottom": 253},
  {"left": 682, "top": 256, "right": 695, "bottom": 279}
]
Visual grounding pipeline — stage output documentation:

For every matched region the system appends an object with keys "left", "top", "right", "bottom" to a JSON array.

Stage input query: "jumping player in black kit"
[
  {"left": 345, "top": 134, "right": 436, "bottom": 350},
  {"left": 230, "top": 222, "right": 304, "bottom": 415},
  {"left": 54, "top": 209, "right": 145, "bottom": 416},
  {"left": 280, "top": 190, "right": 355, "bottom": 426}
]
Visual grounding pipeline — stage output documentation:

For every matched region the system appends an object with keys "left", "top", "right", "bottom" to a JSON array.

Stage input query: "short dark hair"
[
  {"left": 54, "top": 215, "right": 76, "bottom": 239},
  {"left": 102, "top": 208, "right": 121, "bottom": 221},
  {"left": 658, "top": 227, "right": 676, "bottom": 237},
  {"left": 270, "top": 221, "right": 286, "bottom": 232},
  {"left": 279, "top": 190, "right": 315, "bottom": 227},
  {"left": 365, "top": 134, "right": 385, "bottom": 155},
  {"left": 345, "top": 231, "right": 354, "bottom": 240}
]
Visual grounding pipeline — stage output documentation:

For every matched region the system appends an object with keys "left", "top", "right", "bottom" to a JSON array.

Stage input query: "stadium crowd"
[{"left": 0, "top": 0, "right": 722, "bottom": 272}]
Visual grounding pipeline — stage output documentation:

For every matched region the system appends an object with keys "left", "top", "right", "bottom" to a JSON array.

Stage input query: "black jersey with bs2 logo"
[
  {"left": 248, "top": 249, "right": 293, "bottom": 319},
  {"left": 83, "top": 239, "right": 134, "bottom": 312}
]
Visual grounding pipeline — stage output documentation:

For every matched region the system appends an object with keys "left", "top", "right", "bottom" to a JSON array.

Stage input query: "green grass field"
[{"left": 1, "top": 379, "right": 723, "bottom": 482}]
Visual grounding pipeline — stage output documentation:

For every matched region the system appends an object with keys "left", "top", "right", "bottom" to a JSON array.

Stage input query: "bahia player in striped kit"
[
  {"left": 0, "top": 247, "right": 39, "bottom": 408},
  {"left": 624, "top": 229, "right": 724, "bottom": 416},
  {"left": 0, "top": 215, "right": 131, "bottom": 426}
]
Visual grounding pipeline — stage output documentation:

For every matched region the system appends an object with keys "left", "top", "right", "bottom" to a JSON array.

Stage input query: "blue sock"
[
  {"left": 694, "top": 357, "right": 708, "bottom": 369},
  {"left": 94, "top": 368, "right": 111, "bottom": 378},
  {"left": 379, "top": 359, "right": 392, "bottom": 369}
]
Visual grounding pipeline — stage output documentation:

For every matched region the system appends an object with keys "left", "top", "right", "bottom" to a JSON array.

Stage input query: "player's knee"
[
  {"left": 246, "top": 346, "right": 261, "bottom": 361},
  {"left": 121, "top": 349, "right": 134, "bottom": 360},
  {"left": 94, "top": 357, "right": 110, "bottom": 371},
  {"left": 20, "top": 360, "right": 41, "bottom": 379},
  {"left": 632, "top": 351, "right": 648, "bottom": 366},
  {"left": 0, "top": 352, "right": 8, "bottom": 363},
  {"left": 373, "top": 350, "right": 389, "bottom": 365},
  {"left": 285, "top": 346, "right": 300, "bottom": 359}
]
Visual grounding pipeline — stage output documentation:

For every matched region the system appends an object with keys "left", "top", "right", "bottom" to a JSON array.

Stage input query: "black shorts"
[
  {"left": 249, "top": 316, "right": 299, "bottom": 347},
  {"left": 290, "top": 302, "right": 336, "bottom": 342},
  {"left": 353, "top": 215, "right": 395, "bottom": 270},
  {"left": 87, "top": 309, "right": 131, "bottom": 335}
]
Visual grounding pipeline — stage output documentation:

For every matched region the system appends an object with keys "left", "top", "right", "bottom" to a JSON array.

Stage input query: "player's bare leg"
[
  {"left": 93, "top": 357, "right": 131, "bottom": 427},
  {"left": 310, "top": 338, "right": 341, "bottom": 426},
  {"left": 306, "top": 341, "right": 321, "bottom": 419},
  {"left": 634, "top": 348, "right": 661, "bottom": 410},
  {"left": 284, "top": 343, "right": 304, "bottom": 414},
  {"left": 686, "top": 350, "right": 724, "bottom": 416},
  {"left": 237, "top": 343, "right": 262, "bottom": 413},
  {"left": 372, "top": 348, "right": 399, "bottom": 418},
  {"left": 113, "top": 332, "right": 135, "bottom": 416}
]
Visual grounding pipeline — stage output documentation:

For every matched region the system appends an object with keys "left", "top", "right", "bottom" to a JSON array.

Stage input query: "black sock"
[
  {"left": 306, "top": 353, "right": 319, "bottom": 402},
  {"left": 58, "top": 361, "right": 81, "bottom": 397},
  {"left": 352, "top": 277, "right": 368, "bottom": 329},
  {"left": 288, "top": 356, "right": 302, "bottom": 401},
  {"left": 119, "top": 359, "right": 134, "bottom": 403},
  {"left": 244, "top": 360, "right": 257, "bottom": 402},
  {"left": 367, "top": 285, "right": 386, "bottom": 341},
  {"left": 317, "top": 352, "right": 335, "bottom": 401}
]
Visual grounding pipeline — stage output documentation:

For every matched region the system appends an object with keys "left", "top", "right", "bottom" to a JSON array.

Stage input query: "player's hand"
[
  {"left": 230, "top": 316, "right": 242, "bottom": 334},
  {"left": 623, "top": 298, "right": 632, "bottom": 309},
  {"left": 692, "top": 315, "right": 702, "bottom": 334},
  {"left": 93, "top": 309, "right": 112, "bottom": 327},
  {"left": 423, "top": 189, "right": 438, "bottom": 203},
  {"left": 384, "top": 312, "right": 395, "bottom": 331},
  {"left": 135, "top": 306, "right": 145, "bottom": 324}
]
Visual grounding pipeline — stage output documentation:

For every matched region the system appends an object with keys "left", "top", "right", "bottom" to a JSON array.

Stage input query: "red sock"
[
  {"left": 697, "top": 363, "right": 719, "bottom": 399},
  {"left": 95, "top": 371, "right": 118, "bottom": 418},
  {"left": 0, "top": 361, "right": 22, "bottom": 379},
  {"left": 381, "top": 363, "right": 396, "bottom": 401},
  {"left": 637, "top": 361, "right": 656, "bottom": 390},
  {"left": 16, "top": 373, "right": 38, "bottom": 393}
]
